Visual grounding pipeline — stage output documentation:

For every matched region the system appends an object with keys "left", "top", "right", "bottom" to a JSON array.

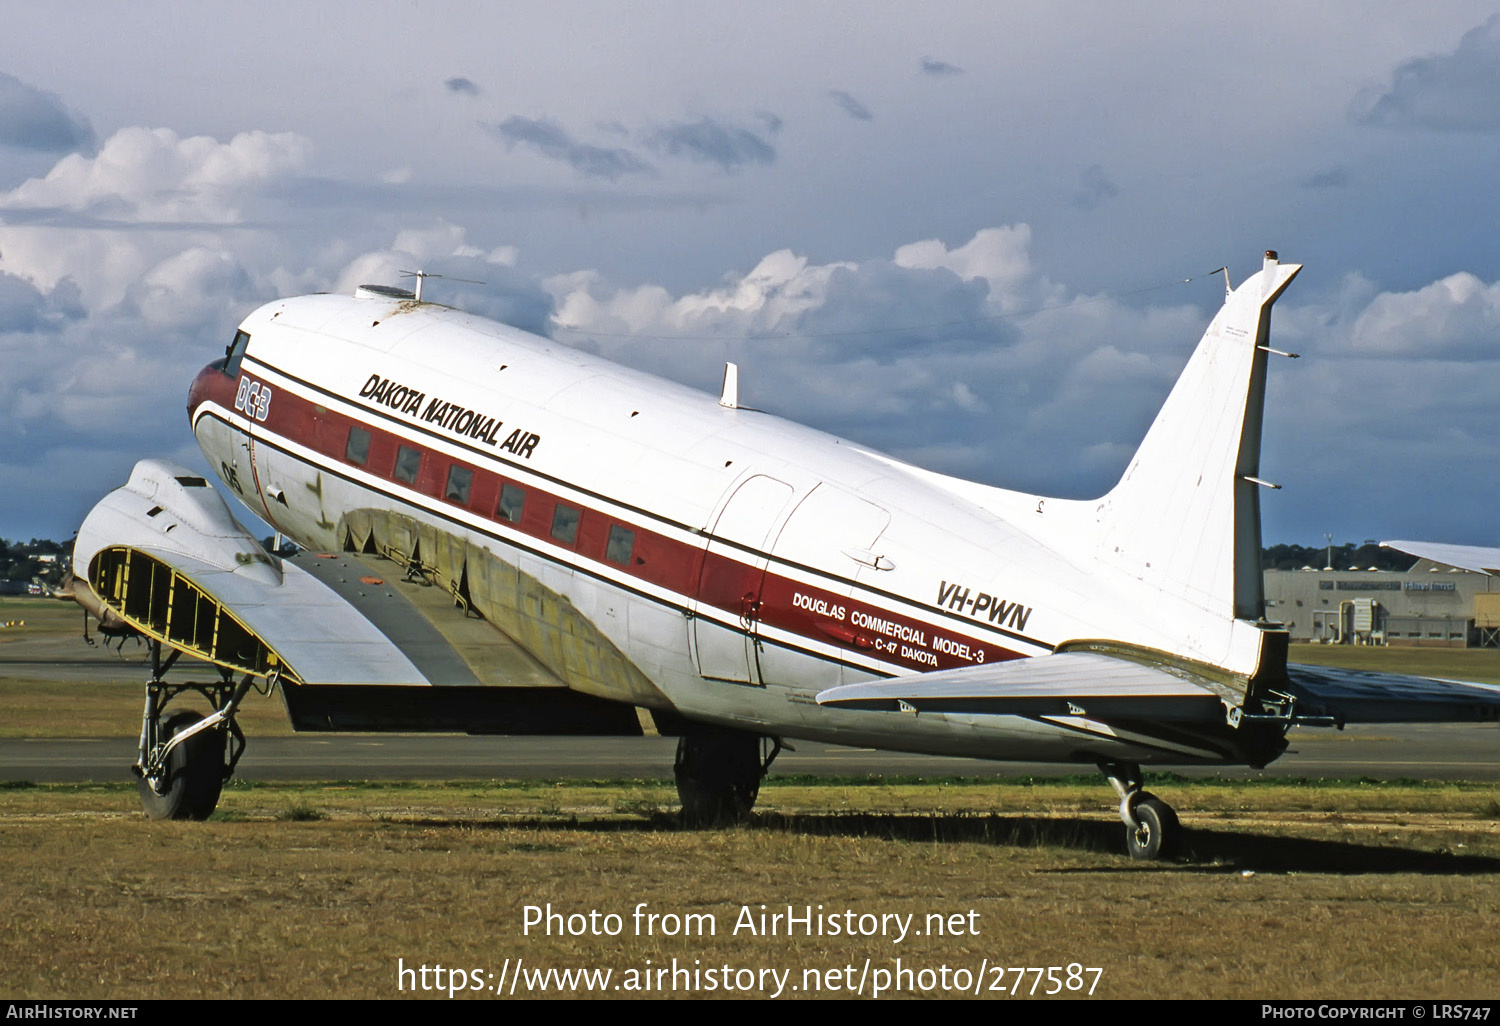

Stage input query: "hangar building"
[{"left": 1264, "top": 563, "right": 1499, "bottom": 648}]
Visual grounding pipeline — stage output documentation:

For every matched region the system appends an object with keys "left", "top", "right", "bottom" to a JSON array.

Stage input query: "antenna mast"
[{"left": 398, "top": 269, "right": 485, "bottom": 304}]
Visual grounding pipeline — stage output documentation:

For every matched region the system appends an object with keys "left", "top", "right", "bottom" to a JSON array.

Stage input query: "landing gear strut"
[
  {"left": 674, "top": 726, "right": 781, "bottom": 826},
  {"left": 133, "top": 640, "right": 258, "bottom": 821},
  {"left": 1099, "top": 759, "right": 1180, "bottom": 860}
]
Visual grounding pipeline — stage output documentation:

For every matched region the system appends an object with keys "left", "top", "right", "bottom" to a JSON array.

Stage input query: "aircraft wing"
[
  {"left": 1283, "top": 664, "right": 1500, "bottom": 724},
  {"left": 816, "top": 650, "right": 1500, "bottom": 727},
  {"left": 814, "top": 651, "right": 1228, "bottom": 722},
  {"left": 71, "top": 459, "right": 641, "bottom": 734},
  {"left": 1382, "top": 540, "right": 1500, "bottom": 576}
]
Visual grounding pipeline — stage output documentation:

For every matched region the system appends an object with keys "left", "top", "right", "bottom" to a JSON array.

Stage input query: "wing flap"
[{"left": 816, "top": 651, "right": 1226, "bottom": 722}]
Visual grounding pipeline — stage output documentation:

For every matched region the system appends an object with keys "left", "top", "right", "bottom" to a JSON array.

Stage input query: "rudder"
[{"left": 1091, "top": 251, "right": 1300, "bottom": 621}]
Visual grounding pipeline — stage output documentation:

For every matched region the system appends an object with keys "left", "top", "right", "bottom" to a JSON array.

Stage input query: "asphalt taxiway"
[
  {"left": 2, "top": 723, "right": 1496, "bottom": 782},
  {"left": 3, "top": 604, "right": 1495, "bottom": 782}
]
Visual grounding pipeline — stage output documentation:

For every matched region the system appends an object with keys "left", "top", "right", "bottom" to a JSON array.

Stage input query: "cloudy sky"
[{"left": 0, "top": 2, "right": 1496, "bottom": 547}]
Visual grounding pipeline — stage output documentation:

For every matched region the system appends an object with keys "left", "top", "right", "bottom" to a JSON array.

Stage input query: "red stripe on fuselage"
[{"left": 190, "top": 359, "right": 1027, "bottom": 675}]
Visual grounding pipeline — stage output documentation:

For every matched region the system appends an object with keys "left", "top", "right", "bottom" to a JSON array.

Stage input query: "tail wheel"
[
  {"left": 1124, "top": 794, "right": 1180, "bottom": 860},
  {"left": 137, "top": 711, "right": 225, "bottom": 821}
]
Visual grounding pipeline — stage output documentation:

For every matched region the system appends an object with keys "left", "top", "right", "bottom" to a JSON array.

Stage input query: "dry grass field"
[
  {"left": 4, "top": 597, "right": 1500, "bottom": 1000},
  {"left": 2, "top": 778, "right": 1499, "bottom": 1000}
]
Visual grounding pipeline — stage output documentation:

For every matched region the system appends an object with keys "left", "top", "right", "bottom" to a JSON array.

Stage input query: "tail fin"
[{"left": 1092, "top": 251, "right": 1300, "bottom": 621}]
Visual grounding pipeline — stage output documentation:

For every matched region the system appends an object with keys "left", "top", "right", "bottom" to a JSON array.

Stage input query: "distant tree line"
[
  {"left": 1261, "top": 541, "right": 1415, "bottom": 572},
  {"left": 0, "top": 538, "right": 70, "bottom": 586}
]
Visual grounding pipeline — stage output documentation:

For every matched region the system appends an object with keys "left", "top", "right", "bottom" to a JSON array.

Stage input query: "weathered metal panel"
[{"left": 1474, "top": 593, "right": 1500, "bottom": 629}]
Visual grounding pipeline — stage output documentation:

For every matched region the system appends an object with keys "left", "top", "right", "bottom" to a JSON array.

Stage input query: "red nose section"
[{"left": 188, "top": 361, "right": 237, "bottom": 423}]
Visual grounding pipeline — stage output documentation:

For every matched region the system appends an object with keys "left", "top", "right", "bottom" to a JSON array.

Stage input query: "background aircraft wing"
[
  {"left": 1284, "top": 664, "right": 1500, "bottom": 724},
  {"left": 814, "top": 651, "right": 1228, "bottom": 721},
  {"left": 1382, "top": 540, "right": 1500, "bottom": 576}
]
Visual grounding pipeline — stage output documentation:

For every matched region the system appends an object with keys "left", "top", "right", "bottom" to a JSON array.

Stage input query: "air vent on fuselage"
[{"left": 354, "top": 284, "right": 416, "bottom": 301}]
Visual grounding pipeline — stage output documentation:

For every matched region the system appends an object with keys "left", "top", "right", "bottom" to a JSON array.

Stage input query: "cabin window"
[
  {"left": 605, "top": 525, "right": 635, "bottom": 566},
  {"left": 345, "top": 426, "right": 371, "bottom": 466},
  {"left": 224, "top": 330, "right": 250, "bottom": 377},
  {"left": 445, "top": 465, "right": 473, "bottom": 504},
  {"left": 497, "top": 483, "right": 526, "bottom": 523},
  {"left": 551, "top": 503, "right": 580, "bottom": 546},
  {"left": 393, "top": 445, "right": 422, "bottom": 484}
]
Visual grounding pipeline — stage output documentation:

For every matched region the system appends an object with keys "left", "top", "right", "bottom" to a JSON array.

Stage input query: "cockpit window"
[{"left": 224, "top": 330, "right": 251, "bottom": 377}]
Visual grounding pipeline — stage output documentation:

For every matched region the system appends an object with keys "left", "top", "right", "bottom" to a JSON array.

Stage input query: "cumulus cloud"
[
  {"left": 1353, "top": 14, "right": 1500, "bottom": 131},
  {"left": 485, "top": 116, "right": 651, "bottom": 180},
  {"left": 0, "top": 158, "right": 553, "bottom": 536},
  {"left": 543, "top": 226, "right": 1497, "bottom": 531},
  {"left": 0, "top": 123, "right": 555, "bottom": 536},
  {"left": 829, "top": 90, "right": 873, "bottom": 121},
  {"left": 0, "top": 127, "right": 312, "bottom": 310},
  {"left": 1347, "top": 272, "right": 1500, "bottom": 360},
  {"left": 645, "top": 116, "right": 776, "bottom": 173},
  {"left": 546, "top": 225, "right": 1201, "bottom": 493},
  {"left": 892, "top": 226, "right": 1060, "bottom": 313},
  {"left": 333, "top": 222, "right": 554, "bottom": 335},
  {"left": 1275, "top": 268, "right": 1500, "bottom": 363},
  {"left": 131, "top": 247, "right": 257, "bottom": 332},
  {"left": 0, "top": 270, "right": 83, "bottom": 333},
  {"left": 0, "top": 126, "right": 311, "bottom": 223},
  {"left": 0, "top": 105, "right": 1491, "bottom": 549},
  {"left": 444, "top": 76, "right": 480, "bottom": 97},
  {"left": 920, "top": 57, "right": 963, "bottom": 76},
  {"left": 0, "top": 72, "right": 94, "bottom": 154}
]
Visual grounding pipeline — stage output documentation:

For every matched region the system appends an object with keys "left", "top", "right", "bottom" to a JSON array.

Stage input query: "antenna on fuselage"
[
  {"left": 719, "top": 362, "right": 739, "bottom": 409},
  {"left": 398, "top": 269, "right": 484, "bottom": 304}
]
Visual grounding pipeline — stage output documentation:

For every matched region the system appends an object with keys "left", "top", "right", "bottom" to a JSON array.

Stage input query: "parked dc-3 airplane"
[{"left": 69, "top": 251, "right": 1500, "bottom": 858}]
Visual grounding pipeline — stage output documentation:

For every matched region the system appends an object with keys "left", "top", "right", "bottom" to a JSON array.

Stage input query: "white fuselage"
[{"left": 188, "top": 291, "right": 1261, "bottom": 765}]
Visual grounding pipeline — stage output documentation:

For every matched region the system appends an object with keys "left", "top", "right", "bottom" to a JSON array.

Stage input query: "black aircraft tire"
[
  {"left": 674, "top": 728, "right": 762, "bottom": 827},
  {"left": 137, "top": 712, "right": 224, "bottom": 821},
  {"left": 1124, "top": 795, "right": 1180, "bottom": 861}
]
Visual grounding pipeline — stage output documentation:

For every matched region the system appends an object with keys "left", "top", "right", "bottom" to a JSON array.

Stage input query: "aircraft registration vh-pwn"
[{"left": 67, "top": 251, "right": 1500, "bottom": 859}]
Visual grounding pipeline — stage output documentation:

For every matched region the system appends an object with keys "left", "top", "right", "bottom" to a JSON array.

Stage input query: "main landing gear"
[
  {"left": 133, "top": 640, "right": 259, "bottom": 821},
  {"left": 1099, "top": 759, "right": 1181, "bottom": 860},
  {"left": 674, "top": 726, "right": 782, "bottom": 826}
]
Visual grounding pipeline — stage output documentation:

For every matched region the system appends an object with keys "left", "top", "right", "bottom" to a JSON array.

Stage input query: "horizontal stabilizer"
[
  {"left": 1284, "top": 664, "right": 1500, "bottom": 724},
  {"left": 815, "top": 651, "right": 1225, "bottom": 722},
  {"left": 1382, "top": 540, "right": 1500, "bottom": 576}
]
